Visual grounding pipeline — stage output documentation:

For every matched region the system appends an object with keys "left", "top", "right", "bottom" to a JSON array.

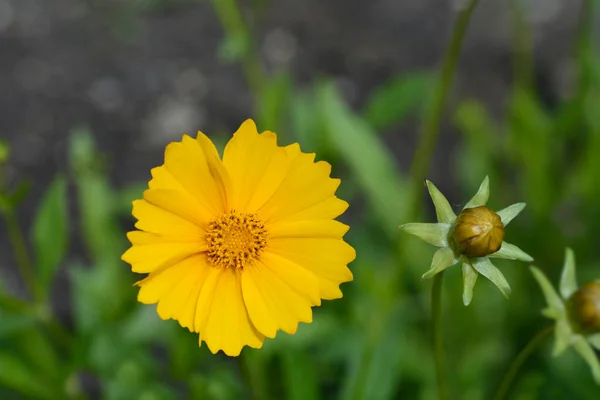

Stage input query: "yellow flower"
[{"left": 121, "top": 119, "right": 355, "bottom": 356}]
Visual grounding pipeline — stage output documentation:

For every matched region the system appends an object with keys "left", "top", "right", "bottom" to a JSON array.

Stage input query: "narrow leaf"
[
  {"left": 463, "top": 176, "right": 489, "bottom": 209},
  {"left": 552, "top": 318, "right": 572, "bottom": 356},
  {"left": 471, "top": 258, "right": 511, "bottom": 298},
  {"left": 426, "top": 180, "right": 456, "bottom": 223},
  {"left": 559, "top": 247, "right": 577, "bottom": 299},
  {"left": 319, "top": 83, "right": 409, "bottom": 237},
  {"left": 399, "top": 223, "right": 450, "bottom": 247},
  {"left": 31, "top": 176, "right": 69, "bottom": 293}
]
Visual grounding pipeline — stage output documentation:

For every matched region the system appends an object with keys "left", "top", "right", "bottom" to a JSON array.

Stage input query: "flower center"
[{"left": 206, "top": 211, "right": 268, "bottom": 269}]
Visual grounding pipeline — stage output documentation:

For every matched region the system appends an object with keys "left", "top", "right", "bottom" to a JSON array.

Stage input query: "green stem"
[
  {"left": 509, "top": 0, "right": 534, "bottom": 91},
  {"left": 4, "top": 210, "right": 40, "bottom": 301},
  {"left": 492, "top": 326, "right": 554, "bottom": 400},
  {"left": 432, "top": 271, "right": 448, "bottom": 400},
  {"left": 408, "top": 0, "right": 481, "bottom": 218}
]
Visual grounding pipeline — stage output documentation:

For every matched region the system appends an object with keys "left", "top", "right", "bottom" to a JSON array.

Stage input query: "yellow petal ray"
[
  {"left": 278, "top": 196, "right": 349, "bottom": 222},
  {"left": 144, "top": 189, "right": 211, "bottom": 229},
  {"left": 222, "top": 119, "right": 290, "bottom": 212},
  {"left": 267, "top": 237, "right": 354, "bottom": 299},
  {"left": 122, "top": 242, "right": 205, "bottom": 274},
  {"left": 195, "top": 132, "right": 231, "bottom": 209},
  {"left": 155, "top": 255, "right": 212, "bottom": 330},
  {"left": 257, "top": 152, "right": 341, "bottom": 224},
  {"left": 240, "top": 268, "right": 278, "bottom": 338},
  {"left": 242, "top": 260, "right": 313, "bottom": 335},
  {"left": 127, "top": 230, "right": 204, "bottom": 245},
  {"left": 199, "top": 268, "right": 264, "bottom": 356},
  {"left": 261, "top": 252, "right": 321, "bottom": 306},
  {"left": 267, "top": 219, "right": 349, "bottom": 239},
  {"left": 132, "top": 199, "right": 206, "bottom": 237},
  {"left": 163, "top": 135, "right": 226, "bottom": 216},
  {"left": 137, "top": 255, "right": 199, "bottom": 304}
]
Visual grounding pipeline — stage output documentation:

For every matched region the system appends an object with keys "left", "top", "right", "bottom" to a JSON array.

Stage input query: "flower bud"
[
  {"left": 567, "top": 281, "right": 600, "bottom": 334},
  {"left": 451, "top": 206, "right": 504, "bottom": 258}
]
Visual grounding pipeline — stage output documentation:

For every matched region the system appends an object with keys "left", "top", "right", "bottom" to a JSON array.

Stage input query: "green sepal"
[
  {"left": 489, "top": 241, "right": 533, "bottom": 262},
  {"left": 425, "top": 180, "right": 456, "bottom": 223},
  {"left": 462, "top": 262, "right": 478, "bottom": 306},
  {"left": 399, "top": 223, "right": 450, "bottom": 247},
  {"left": 572, "top": 335, "right": 600, "bottom": 384},
  {"left": 496, "top": 203, "right": 526, "bottom": 226},
  {"left": 463, "top": 176, "right": 489, "bottom": 209},
  {"left": 587, "top": 334, "right": 600, "bottom": 350},
  {"left": 530, "top": 266, "right": 565, "bottom": 317},
  {"left": 422, "top": 247, "right": 459, "bottom": 280},
  {"left": 559, "top": 247, "right": 577, "bottom": 299},
  {"left": 471, "top": 257, "right": 511, "bottom": 298},
  {"left": 552, "top": 318, "right": 572, "bottom": 356}
]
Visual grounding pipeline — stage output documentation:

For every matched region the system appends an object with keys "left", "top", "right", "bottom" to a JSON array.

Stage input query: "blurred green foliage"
[{"left": 1, "top": 0, "right": 600, "bottom": 399}]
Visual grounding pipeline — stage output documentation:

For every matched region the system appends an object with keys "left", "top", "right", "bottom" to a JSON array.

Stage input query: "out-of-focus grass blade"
[
  {"left": 454, "top": 100, "right": 499, "bottom": 193},
  {"left": 318, "top": 82, "right": 409, "bottom": 238},
  {"left": 15, "top": 329, "right": 62, "bottom": 383},
  {"left": 363, "top": 73, "right": 432, "bottom": 131},
  {"left": 31, "top": 176, "right": 68, "bottom": 295},
  {"left": 507, "top": 89, "right": 554, "bottom": 217},
  {"left": 257, "top": 71, "right": 293, "bottom": 138},
  {"left": 282, "top": 349, "right": 319, "bottom": 400}
]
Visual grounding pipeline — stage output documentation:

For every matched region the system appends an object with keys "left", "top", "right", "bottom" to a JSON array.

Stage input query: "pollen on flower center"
[{"left": 206, "top": 211, "right": 268, "bottom": 269}]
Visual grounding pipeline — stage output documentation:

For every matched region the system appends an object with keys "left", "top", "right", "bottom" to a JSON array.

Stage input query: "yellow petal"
[
  {"left": 267, "top": 219, "right": 349, "bottom": 239},
  {"left": 144, "top": 189, "right": 211, "bottom": 229},
  {"left": 222, "top": 119, "right": 290, "bottom": 212},
  {"left": 163, "top": 135, "right": 226, "bottom": 216},
  {"left": 199, "top": 268, "right": 264, "bottom": 356},
  {"left": 257, "top": 152, "right": 341, "bottom": 224},
  {"left": 154, "top": 255, "right": 212, "bottom": 330},
  {"left": 242, "top": 260, "right": 313, "bottom": 335},
  {"left": 132, "top": 199, "right": 206, "bottom": 237},
  {"left": 137, "top": 255, "right": 202, "bottom": 304},
  {"left": 122, "top": 242, "right": 205, "bottom": 273},
  {"left": 268, "top": 238, "right": 354, "bottom": 300}
]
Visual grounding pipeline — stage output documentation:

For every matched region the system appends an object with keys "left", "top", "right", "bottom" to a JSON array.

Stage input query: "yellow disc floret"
[{"left": 206, "top": 211, "right": 268, "bottom": 269}]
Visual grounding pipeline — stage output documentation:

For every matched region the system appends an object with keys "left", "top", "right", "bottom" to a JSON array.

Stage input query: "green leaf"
[
  {"left": 282, "top": 349, "right": 318, "bottom": 400},
  {"left": 363, "top": 73, "right": 432, "bottom": 130},
  {"left": 463, "top": 176, "right": 489, "bottom": 209},
  {"left": 399, "top": 223, "right": 450, "bottom": 247},
  {"left": 422, "top": 247, "right": 459, "bottom": 280},
  {"left": 318, "top": 82, "right": 409, "bottom": 237},
  {"left": 0, "top": 353, "right": 56, "bottom": 399},
  {"left": 489, "top": 241, "right": 533, "bottom": 262},
  {"left": 471, "top": 258, "right": 511, "bottom": 298},
  {"left": 462, "top": 263, "right": 478, "bottom": 306},
  {"left": 15, "top": 329, "right": 61, "bottom": 381},
  {"left": 559, "top": 247, "right": 578, "bottom": 299},
  {"left": 426, "top": 180, "right": 457, "bottom": 223},
  {"left": 0, "top": 313, "right": 37, "bottom": 339},
  {"left": 496, "top": 202, "right": 526, "bottom": 226},
  {"left": 31, "top": 176, "right": 68, "bottom": 293}
]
